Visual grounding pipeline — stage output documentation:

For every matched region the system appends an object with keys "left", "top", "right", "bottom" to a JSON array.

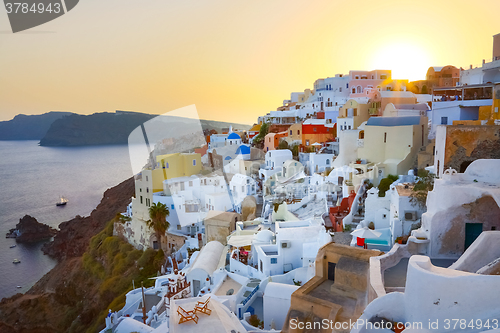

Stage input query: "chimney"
[{"left": 494, "top": 33, "right": 500, "bottom": 61}]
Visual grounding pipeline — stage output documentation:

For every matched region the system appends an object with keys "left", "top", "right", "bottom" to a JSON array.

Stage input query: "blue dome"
[
  {"left": 236, "top": 145, "right": 251, "bottom": 155},
  {"left": 228, "top": 132, "right": 241, "bottom": 140}
]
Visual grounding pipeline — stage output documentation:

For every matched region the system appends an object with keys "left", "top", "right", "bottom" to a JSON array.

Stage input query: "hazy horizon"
[{"left": 1, "top": 0, "right": 499, "bottom": 123}]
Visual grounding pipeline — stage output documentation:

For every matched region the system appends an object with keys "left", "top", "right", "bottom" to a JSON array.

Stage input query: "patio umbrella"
[
  {"left": 351, "top": 226, "right": 381, "bottom": 239},
  {"left": 311, "top": 142, "right": 322, "bottom": 146}
]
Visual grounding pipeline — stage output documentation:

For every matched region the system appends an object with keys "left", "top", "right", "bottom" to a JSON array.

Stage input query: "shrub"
[{"left": 378, "top": 175, "right": 398, "bottom": 197}]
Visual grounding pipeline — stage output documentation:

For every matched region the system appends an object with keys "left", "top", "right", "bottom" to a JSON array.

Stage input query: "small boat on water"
[
  {"left": 10, "top": 245, "right": 16, "bottom": 248},
  {"left": 56, "top": 196, "right": 68, "bottom": 206},
  {"left": 16, "top": 285, "right": 22, "bottom": 289},
  {"left": 13, "top": 259, "right": 21, "bottom": 264}
]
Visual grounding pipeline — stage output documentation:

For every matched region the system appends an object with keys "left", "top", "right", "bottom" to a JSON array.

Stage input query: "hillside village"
[{"left": 103, "top": 33, "right": 500, "bottom": 333}]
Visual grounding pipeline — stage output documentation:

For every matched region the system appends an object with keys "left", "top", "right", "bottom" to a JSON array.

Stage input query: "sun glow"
[{"left": 370, "top": 42, "right": 432, "bottom": 82}]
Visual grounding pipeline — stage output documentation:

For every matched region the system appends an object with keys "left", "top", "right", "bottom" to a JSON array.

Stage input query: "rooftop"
[
  {"left": 170, "top": 297, "right": 246, "bottom": 333},
  {"left": 366, "top": 116, "right": 421, "bottom": 127},
  {"left": 395, "top": 184, "right": 414, "bottom": 197}
]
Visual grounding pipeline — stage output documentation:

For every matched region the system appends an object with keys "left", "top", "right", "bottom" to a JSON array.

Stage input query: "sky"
[{"left": 0, "top": 0, "right": 499, "bottom": 124}]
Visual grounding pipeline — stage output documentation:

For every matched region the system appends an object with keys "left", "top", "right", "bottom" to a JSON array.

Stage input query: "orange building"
[
  {"left": 263, "top": 131, "right": 288, "bottom": 152},
  {"left": 411, "top": 65, "right": 460, "bottom": 94},
  {"left": 301, "top": 119, "right": 336, "bottom": 147}
]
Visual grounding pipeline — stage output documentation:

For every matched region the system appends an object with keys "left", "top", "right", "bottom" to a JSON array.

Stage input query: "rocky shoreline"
[
  {"left": 5, "top": 215, "right": 57, "bottom": 243},
  {"left": 0, "top": 177, "right": 135, "bottom": 332}
]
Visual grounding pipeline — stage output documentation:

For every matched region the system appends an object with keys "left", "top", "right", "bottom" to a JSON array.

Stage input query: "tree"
[
  {"left": 147, "top": 202, "right": 170, "bottom": 251},
  {"left": 378, "top": 174, "right": 399, "bottom": 197},
  {"left": 252, "top": 122, "right": 269, "bottom": 147},
  {"left": 409, "top": 169, "right": 435, "bottom": 209}
]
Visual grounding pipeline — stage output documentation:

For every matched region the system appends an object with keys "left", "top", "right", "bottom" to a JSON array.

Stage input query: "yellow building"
[
  {"left": 358, "top": 116, "right": 428, "bottom": 176},
  {"left": 285, "top": 122, "right": 302, "bottom": 144},
  {"left": 153, "top": 153, "right": 202, "bottom": 191},
  {"left": 337, "top": 99, "right": 370, "bottom": 130}
]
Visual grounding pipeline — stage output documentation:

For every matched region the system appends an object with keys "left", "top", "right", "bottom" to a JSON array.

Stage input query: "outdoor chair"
[
  {"left": 177, "top": 306, "right": 199, "bottom": 324},
  {"left": 194, "top": 296, "right": 212, "bottom": 316}
]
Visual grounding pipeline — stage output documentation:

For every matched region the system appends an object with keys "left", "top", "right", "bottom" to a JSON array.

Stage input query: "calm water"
[{"left": 0, "top": 141, "right": 133, "bottom": 299}]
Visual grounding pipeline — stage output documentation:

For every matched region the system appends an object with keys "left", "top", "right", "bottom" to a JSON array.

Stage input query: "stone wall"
[{"left": 442, "top": 126, "right": 500, "bottom": 173}]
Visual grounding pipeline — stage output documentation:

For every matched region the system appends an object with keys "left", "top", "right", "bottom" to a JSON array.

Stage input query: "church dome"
[{"left": 228, "top": 132, "right": 241, "bottom": 140}]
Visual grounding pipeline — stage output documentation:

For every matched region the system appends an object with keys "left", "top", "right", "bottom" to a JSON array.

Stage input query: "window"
[
  {"left": 152, "top": 241, "right": 159, "bottom": 250},
  {"left": 357, "top": 86, "right": 362, "bottom": 93},
  {"left": 171, "top": 204, "right": 175, "bottom": 210},
  {"left": 384, "top": 132, "right": 387, "bottom": 143},
  {"left": 355, "top": 75, "right": 359, "bottom": 79},
  {"left": 146, "top": 187, "right": 149, "bottom": 193},
  {"left": 348, "top": 125, "right": 351, "bottom": 130},
  {"left": 297, "top": 130, "right": 300, "bottom": 135},
  {"left": 140, "top": 196, "right": 143, "bottom": 204},
  {"left": 313, "top": 127, "right": 317, "bottom": 132},
  {"left": 290, "top": 130, "right": 292, "bottom": 135},
  {"left": 441, "top": 117, "right": 448, "bottom": 125},
  {"left": 166, "top": 162, "right": 169, "bottom": 168},
  {"left": 339, "top": 87, "right": 342, "bottom": 92},
  {"left": 193, "top": 159, "right": 196, "bottom": 166},
  {"left": 146, "top": 176, "right": 148, "bottom": 181},
  {"left": 380, "top": 74, "right": 387, "bottom": 80},
  {"left": 189, "top": 181, "right": 193, "bottom": 187},
  {"left": 271, "top": 258, "right": 277, "bottom": 264},
  {"left": 306, "top": 140, "right": 310, "bottom": 146},
  {"left": 352, "top": 88, "right": 356, "bottom": 94},
  {"left": 177, "top": 225, "right": 181, "bottom": 230},
  {"left": 326, "top": 159, "right": 330, "bottom": 165}
]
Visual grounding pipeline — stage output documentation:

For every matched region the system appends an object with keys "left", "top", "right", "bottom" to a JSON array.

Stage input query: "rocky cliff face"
[
  {"left": 9, "top": 215, "right": 57, "bottom": 243},
  {"left": 0, "top": 177, "right": 134, "bottom": 332},
  {"left": 42, "top": 177, "right": 134, "bottom": 260}
]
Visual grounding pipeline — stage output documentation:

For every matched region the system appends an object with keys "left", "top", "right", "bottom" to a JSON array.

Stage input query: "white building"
[
  {"left": 430, "top": 98, "right": 493, "bottom": 137},
  {"left": 251, "top": 220, "right": 330, "bottom": 277},
  {"left": 413, "top": 159, "right": 500, "bottom": 259},
  {"left": 460, "top": 56, "right": 500, "bottom": 85},
  {"left": 186, "top": 241, "right": 226, "bottom": 297},
  {"left": 229, "top": 173, "right": 258, "bottom": 214},
  {"left": 299, "top": 152, "right": 335, "bottom": 175},
  {"left": 259, "top": 149, "right": 293, "bottom": 180},
  {"left": 353, "top": 243, "right": 500, "bottom": 333},
  {"left": 263, "top": 282, "right": 299, "bottom": 331}
]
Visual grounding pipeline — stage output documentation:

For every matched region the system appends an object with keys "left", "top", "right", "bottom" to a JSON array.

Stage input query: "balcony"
[{"left": 368, "top": 107, "right": 378, "bottom": 116}]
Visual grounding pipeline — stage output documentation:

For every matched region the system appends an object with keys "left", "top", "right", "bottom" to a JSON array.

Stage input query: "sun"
[{"left": 370, "top": 42, "right": 432, "bottom": 82}]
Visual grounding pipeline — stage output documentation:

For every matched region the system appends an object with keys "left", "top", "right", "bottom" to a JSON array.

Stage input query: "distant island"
[
  {"left": 0, "top": 111, "right": 74, "bottom": 140},
  {"left": 0, "top": 110, "right": 250, "bottom": 146}
]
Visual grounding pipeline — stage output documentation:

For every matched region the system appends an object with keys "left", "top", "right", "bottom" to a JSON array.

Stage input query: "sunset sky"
[{"left": 1, "top": 0, "right": 499, "bottom": 124}]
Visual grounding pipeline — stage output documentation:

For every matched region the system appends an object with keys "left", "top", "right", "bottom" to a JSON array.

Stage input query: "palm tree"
[{"left": 147, "top": 202, "right": 170, "bottom": 250}]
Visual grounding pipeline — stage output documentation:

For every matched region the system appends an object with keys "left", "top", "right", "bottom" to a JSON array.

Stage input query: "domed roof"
[
  {"left": 253, "top": 229, "right": 274, "bottom": 243},
  {"left": 236, "top": 145, "right": 250, "bottom": 155},
  {"left": 228, "top": 132, "right": 241, "bottom": 140}
]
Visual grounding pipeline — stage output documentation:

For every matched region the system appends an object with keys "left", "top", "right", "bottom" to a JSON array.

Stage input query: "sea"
[{"left": 0, "top": 141, "right": 134, "bottom": 300}]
